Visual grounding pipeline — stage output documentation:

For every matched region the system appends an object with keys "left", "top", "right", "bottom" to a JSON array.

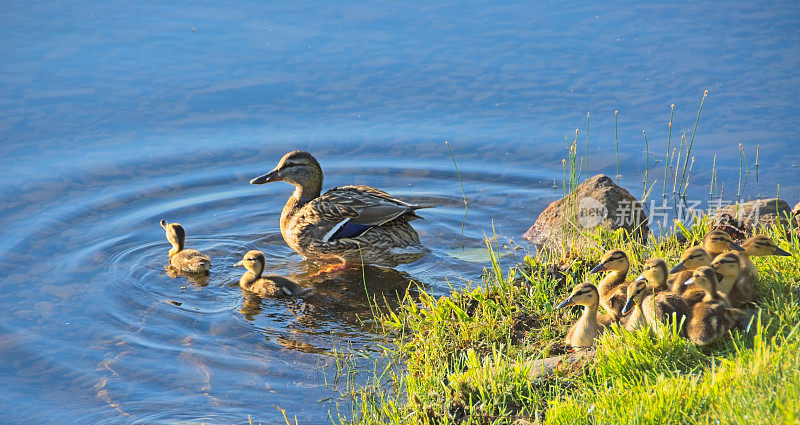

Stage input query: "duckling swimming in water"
[
  {"left": 728, "top": 235, "right": 791, "bottom": 307},
  {"left": 249, "top": 151, "right": 430, "bottom": 269},
  {"left": 683, "top": 266, "right": 738, "bottom": 346},
  {"left": 556, "top": 282, "right": 605, "bottom": 349},
  {"left": 234, "top": 250, "right": 310, "bottom": 297},
  {"left": 589, "top": 250, "right": 631, "bottom": 321},
  {"left": 160, "top": 219, "right": 210, "bottom": 274}
]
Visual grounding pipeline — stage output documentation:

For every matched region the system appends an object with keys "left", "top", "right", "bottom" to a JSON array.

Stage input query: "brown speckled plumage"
[{"left": 250, "top": 151, "right": 430, "bottom": 267}]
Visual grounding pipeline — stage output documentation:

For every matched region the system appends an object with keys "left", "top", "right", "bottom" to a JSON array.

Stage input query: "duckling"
[
  {"left": 589, "top": 250, "right": 631, "bottom": 321},
  {"left": 160, "top": 219, "right": 210, "bottom": 274},
  {"left": 234, "top": 250, "right": 310, "bottom": 297},
  {"left": 702, "top": 229, "right": 745, "bottom": 259},
  {"left": 683, "top": 266, "right": 737, "bottom": 346},
  {"left": 622, "top": 258, "right": 688, "bottom": 332},
  {"left": 556, "top": 282, "right": 603, "bottom": 349},
  {"left": 681, "top": 253, "right": 740, "bottom": 309},
  {"left": 728, "top": 235, "right": 791, "bottom": 307},
  {"left": 249, "top": 151, "right": 430, "bottom": 268},
  {"left": 667, "top": 246, "right": 711, "bottom": 293}
]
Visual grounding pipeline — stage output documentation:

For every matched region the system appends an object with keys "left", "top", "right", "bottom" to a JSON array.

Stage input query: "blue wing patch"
[{"left": 330, "top": 221, "right": 372, "bottom": 240}]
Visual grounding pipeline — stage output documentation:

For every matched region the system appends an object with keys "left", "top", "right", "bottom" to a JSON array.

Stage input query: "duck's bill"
[
  {"left": 589, "top": 263, "right": 607, "bottom": 273},
  {"left": 774, "top": 246, "right": 791, "bottom": 256},
  {"left": 233, "top": 260, "right": 244, "bottom": 267},
  {"left": 683, "top": 278, "right": 695, "bottom": 286},
  {"left": 669, "top": 262, "right": 686, "bottom": 274},
  {"left": 729, "top": 241, "right": 745, "bottom": 251},
  {"left": 556, "top": 297, "right": 575, "bottom": 309},
  {"left": 250, "top": 170, "right": 280, "bottom": 184},
  {"left": 635, "top": 274, "right": 646, "bottom": 282},
  {"left": 621, "top": 297, "right": 636, "bottom": 315}
]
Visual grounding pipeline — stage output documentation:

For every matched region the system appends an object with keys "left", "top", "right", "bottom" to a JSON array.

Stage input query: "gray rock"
[
  {"left": 794, "top": 201, "right": 800, "bottom": 228},
  {"left": 710, "top": 198, "right": 792, "bottom": 232},
  {"left": 523, "top": 174, "right": 648, "bottom": 252}
]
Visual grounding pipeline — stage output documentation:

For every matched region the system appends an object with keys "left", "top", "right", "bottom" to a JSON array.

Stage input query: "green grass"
[{"left": 332, "top": 218, "right": 800, "bottom": 425}]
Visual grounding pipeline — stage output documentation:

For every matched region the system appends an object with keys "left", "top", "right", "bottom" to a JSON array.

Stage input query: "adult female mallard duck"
[
  {"left": 250, "top": 151, "right": 430, "bottom": 269},
  {"left": 234, "top": 250, "right": 310, "bottom": 297},
  {"left": 160, "top": 219, "right": 210, "bottom": 274},
  {"left": 728, "top": 235, "right": 791, "bottom": 307},
  {"left": 589, "top": 250, "right": 631, "bottom": 321}
]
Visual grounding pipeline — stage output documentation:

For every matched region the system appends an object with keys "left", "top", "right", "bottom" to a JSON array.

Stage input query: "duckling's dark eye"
[{"left": 645, "top": 266, "right": 650, "bottom": 270}]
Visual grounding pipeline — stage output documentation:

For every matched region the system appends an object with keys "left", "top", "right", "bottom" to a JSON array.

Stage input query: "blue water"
[{"left": 1, "top": 1, "right": 799, "bottom": 424}]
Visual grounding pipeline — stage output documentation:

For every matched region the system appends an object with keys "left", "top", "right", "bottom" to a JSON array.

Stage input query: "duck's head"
[
  {"left": 683, "top": 265, "right": 718, "bottom": 294},
  {"left": 589, "top": 250, "right": 629, "bottom": 274},
  {"left": 635, "top": 257, "right": 669, "bottom": 287},
  {"left": 233, "top": 250, "right": 265, "bottom": 277},
  {"left": 703, "top": 230, "right": 744, "bottom": 255},
  {"left": 741, "top": 235, "right": 791, "bottom": 257},
  {"left": 556, "top": 282, "right": 599, "bottom": 309},
  {"left": 250, "top": 151, "right": 323, "bottom": 190},
  {"left": 160, "top": 219, "right": 185, "bottom": 256},
  {"left": 670, "top": 246, "right": 711, "bottom": 273},
  {"left": 622, "top": 277, "right": 648, "bottom": 315},
  {"left": 711, "top": 252, "right": 741, "bottom": 282}
]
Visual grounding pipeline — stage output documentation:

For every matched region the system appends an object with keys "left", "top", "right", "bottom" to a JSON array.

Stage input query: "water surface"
[{"left": 1, "top": 1, "right": 799, "bottom": 424}]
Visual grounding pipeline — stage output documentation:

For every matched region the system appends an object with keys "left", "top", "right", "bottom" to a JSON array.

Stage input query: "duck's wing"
[{"left": 313, "top": 186, "right": 431, "bottom": 241}]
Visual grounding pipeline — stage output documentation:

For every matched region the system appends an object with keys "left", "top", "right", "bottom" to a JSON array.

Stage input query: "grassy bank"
[{"left": 332, "top": 218, "right": 800, "bottom": 424}]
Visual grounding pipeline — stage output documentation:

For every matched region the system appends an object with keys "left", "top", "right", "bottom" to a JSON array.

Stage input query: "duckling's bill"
[{"left": 669, "top": 262, "right": 686, "bottom": 273}]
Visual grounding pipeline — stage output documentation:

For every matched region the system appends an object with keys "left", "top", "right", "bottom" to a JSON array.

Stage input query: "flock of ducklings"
[
  {"left": 556, "top": 230, "right": 791, "bottom": 349},
  {"left": 158, "top": 150, "right": 430, "bottom": 298}
]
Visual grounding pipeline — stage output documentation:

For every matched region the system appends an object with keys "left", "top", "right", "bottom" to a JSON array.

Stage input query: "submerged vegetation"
[{"left": 332, "top": 219, "right": 800, "bottom": 424}]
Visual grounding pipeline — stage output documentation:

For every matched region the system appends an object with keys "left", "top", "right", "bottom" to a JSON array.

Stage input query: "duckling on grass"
[
  {"left": 622, "top": 258, "right": 688, "bottom": 333},
  {"left": 556, "top": 282, "right": 608, "bottom": 350},
  {"left": 683, "top": 266, "right": 738, "bottom": 346},
  {"left": 589, "top": 250, "right": 631, "bottom": 321},
  {"left": 667, "top": 246, "right": 711, "bottom": 293},
  {"left": 160, "top": 219, "right": 210, "bottom": 275},
  {"left": 729, "top": 235, "right": 791, "bottom": 307}
]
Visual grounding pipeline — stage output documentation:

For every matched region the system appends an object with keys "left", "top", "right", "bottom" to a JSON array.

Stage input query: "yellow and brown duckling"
[
  {"left": 683, "top": 266, "right": 738, "bottom": 346},
  {"left": 234, "top": 250, "right": 310, "bottom": 297},
  {"left": 667, "top": 245, "right": 712, "bottom": 293},
  {"left": 702, "top": 229, "right": 745, "bottom": 259},
  {"left": 250, "top": 151, "right": 431, "bottom": 269},
  {"left": 728, "top": 235, "right": 791, "bottom": 307},
  {"left": 556, "top": 282, "right": 606, "bottom": 349},
  {"left": 160, "top": 219, "right": 210, "bottom": 275},
  {"left": 589, "top": 250, "right": 631, "bottom": 321},
  {"left": 681, "top": 253, "right": 740, "bottom": 309},
  {"left": 622, "top": 258, "right": 688, "bottom": 332}
]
